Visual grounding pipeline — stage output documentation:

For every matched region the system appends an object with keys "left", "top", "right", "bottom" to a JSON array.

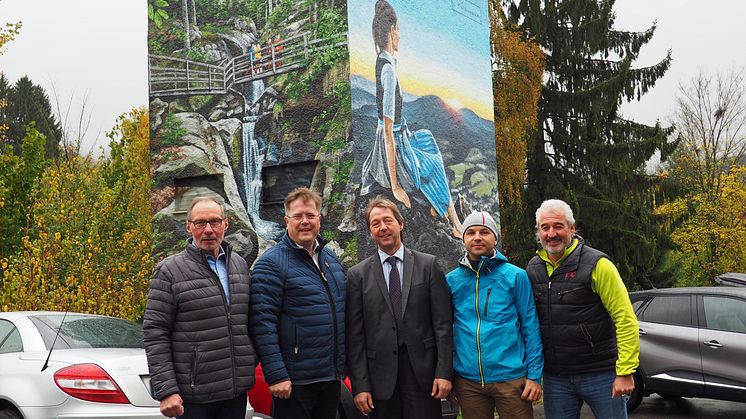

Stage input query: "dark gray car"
[{"left": 627, "top": 286, "right": 746, "bottom": 412}]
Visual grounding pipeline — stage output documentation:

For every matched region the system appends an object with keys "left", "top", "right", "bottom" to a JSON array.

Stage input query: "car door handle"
[
  {"left": 638, "top": 328, "right": 647, "bottom": 335},
  {"left": 703, "top": 340, "right": 723, "bottom": 348}
]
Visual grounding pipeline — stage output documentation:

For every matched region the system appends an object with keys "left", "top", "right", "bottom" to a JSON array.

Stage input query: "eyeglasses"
[
  {"left": 189, "top": 218, "right": 225, "bottom": 229},
  {"left": 287, "top": 213, "right": 320, "bottom": 222}
]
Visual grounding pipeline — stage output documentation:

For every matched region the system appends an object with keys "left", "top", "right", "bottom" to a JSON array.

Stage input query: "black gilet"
[
  {"left": 526, "top": 238, "right": 618, "bottom": 375},
  {"left": 375, "top": 55, "right": 402, "bottom": 125}
]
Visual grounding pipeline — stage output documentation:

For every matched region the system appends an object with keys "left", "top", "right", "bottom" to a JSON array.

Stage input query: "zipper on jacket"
[
  {"left": 557, "top": 286, "right": 584, "bottom": 299},
  {"left": 474, "top": 259, "right": 486, "bottom": 387},
  {"left": 191, "top": 346, "right": 198, "bottom": 388},
  {"left": 307, "top": 248, "right": 340, "bottom": 379},
  {"left": 294, "top": 324, "right": 299, "bottom": 356},
  {"left": 223, "top": 253, "right": 237, "bottom": 396},
  {"left": 580, "top": 323, "right": 595, "bottom": 353},
  {"left": 199, "top": 249, "right": 240, "bottom": 396}
]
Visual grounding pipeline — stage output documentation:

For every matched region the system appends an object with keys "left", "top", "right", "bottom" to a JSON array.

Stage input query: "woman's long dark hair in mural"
[{"left": 360, "top": 0, "right": 463, "bottom": 238}]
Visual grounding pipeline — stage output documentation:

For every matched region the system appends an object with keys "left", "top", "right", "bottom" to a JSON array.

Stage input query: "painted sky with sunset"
[{"left": 347, "top": 0, "right": 494, "bottom": 120}]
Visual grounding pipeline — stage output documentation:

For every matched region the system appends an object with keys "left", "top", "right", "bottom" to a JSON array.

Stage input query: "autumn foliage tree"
[
  {"left": 488, "top": 0, "right": 545, "bottom": 256},
  {"left": 655, "top": 68, "right": 746, "bottom": 285},
  {"left": 0, "top": 10, "right": 21, "bottom": 209},
  {"left": 490, "top": 0, "right": 545, "bottom": 206},
  {"left": 0, "top": 125, "right": 47, "bottom": 256},
  {"left": 1, "top": 109, "right": 153, "bottom": 320}
]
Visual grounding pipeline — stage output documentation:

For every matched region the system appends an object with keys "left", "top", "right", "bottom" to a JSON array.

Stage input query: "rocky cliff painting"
[{"left": 148, "top": 0, "right": 497, "bottom": 270}]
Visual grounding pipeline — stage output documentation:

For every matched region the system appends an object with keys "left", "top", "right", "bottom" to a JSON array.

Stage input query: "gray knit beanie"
[{"left": 461, "top": 211, "right": 498, "bottom": 241}]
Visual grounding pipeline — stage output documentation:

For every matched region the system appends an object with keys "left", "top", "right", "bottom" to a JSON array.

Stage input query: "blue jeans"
[{"left": 543, "top": 370, "right": 627, "bottom": 419}]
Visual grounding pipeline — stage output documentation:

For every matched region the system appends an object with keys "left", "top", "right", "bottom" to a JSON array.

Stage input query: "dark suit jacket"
[{"left": 346, "top": 247, "right": 453, "bottom": 400}]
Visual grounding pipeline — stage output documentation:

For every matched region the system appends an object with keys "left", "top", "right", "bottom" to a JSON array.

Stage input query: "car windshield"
[{"left": 29, "top": 314, "right": 144, "bottom": 349}]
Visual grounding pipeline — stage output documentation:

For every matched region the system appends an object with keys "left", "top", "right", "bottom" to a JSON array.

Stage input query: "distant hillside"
[
  {"left": 350, "top": 74, "right": 420, "bottom": 109},
  {"left": 351, "top": 84, "right": 496, "bottom": 176}
]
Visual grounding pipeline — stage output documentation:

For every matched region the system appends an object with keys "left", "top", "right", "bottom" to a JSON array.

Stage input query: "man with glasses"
[
  {"left": 143, "top": 196, "right": 255, "bottom": 419},
  {"left": 250, "top": 187, "right": 346, "bottom": 419}
]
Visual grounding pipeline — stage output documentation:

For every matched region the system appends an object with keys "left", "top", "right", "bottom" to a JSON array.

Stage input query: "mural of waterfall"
[{"left": 242, "top": 79, "right": 283, "bottom": 240}]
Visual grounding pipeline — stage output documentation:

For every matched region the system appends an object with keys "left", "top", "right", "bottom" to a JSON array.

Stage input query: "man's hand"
[
  {"left": 353, "top": 391, "right": 375, "bottom": 415},
  {"left": 612, "top": 374, "right": 635, "bottom": 398},
  {"left": 269, "top": 380, "right": 292, "bottom": 399},
  {"left": 160, "top": 393, "right": 184, "bottom": 417},
  {"left": 520, "top": 378, "right": 543, "bottom": 401},
  {"left": 431, "top": 378, "right": 452, "bottom": 399}
]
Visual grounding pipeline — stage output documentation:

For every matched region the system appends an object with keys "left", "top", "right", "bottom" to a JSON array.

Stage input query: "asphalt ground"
[{"left": 529, "top": 395, "right": 746, "bottom": 418}]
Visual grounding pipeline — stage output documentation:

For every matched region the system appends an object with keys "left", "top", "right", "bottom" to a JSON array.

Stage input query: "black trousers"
[
  {"left": 371, "top": 349, "right": 442, "bottom": 419},
  {"left": 271, "top": 379, "right": 341, "bottom": 419},
  {"left": 179, "top": 393, "right": 247, "bottom": 419}
]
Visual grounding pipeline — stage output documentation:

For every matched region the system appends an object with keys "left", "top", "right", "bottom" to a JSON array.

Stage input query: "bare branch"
[
  {"left": 49, "top": 82, "right": 96, "bottom": 161},
  {"left": 673, "top": 66, "right": 746, "bottom": 199}
]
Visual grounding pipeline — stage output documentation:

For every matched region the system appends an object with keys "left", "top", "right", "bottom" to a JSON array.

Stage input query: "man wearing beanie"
[{"left": 445, "top": 211, "right": 544, "bottom": 419}]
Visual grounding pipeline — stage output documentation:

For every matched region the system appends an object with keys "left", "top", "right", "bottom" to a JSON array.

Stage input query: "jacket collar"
[
  {"left": 185, "top": 238, "right": 232, "bottom": 261},
  {"left": 458, "top": 248, "right": 508, "bottom": 272},
  {"left": 281, "top": 231, "right": 327, "bottom": 255},
  {"left": 537, "top": 236, "right": 583, "bottom": 265}
]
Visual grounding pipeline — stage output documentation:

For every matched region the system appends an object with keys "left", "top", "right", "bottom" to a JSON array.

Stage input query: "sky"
[
  {"left": 0, "top": 0, "right": 148, "bottom": 156},
  {"left": 0, "top": 0, "right": 744, "bottom": 154}
]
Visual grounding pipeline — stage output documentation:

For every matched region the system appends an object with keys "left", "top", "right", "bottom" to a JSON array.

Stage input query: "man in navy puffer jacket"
[{"left": 250, "top": 187, "right": 346, "bottom": 419}]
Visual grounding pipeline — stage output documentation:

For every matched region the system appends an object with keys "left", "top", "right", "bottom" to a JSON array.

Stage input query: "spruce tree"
[
  {"left": 505, "top": 0, "right": 678, "bottom": 286},
  {"left": 4, "top": 76, "right": 62, "bottom": 158}
]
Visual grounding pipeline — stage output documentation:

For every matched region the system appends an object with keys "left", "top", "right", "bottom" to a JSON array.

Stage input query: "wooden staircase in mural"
[{"left": 148, "top": 31, "right": 347, "bottom": 97}]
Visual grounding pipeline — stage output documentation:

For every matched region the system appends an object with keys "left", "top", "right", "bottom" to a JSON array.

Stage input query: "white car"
[{"left": 0, "top": 311, "right": 257, "bottom": 419}]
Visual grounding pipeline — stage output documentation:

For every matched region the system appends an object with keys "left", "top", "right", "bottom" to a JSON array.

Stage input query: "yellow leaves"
[
  {"left": 1, "top": 108, "right": 154, "bottom": 321},
  {"left": 491, "top": 10, "right": 546, "bottom": 205},
  {"left": 661, "top": 165, "right": 746, "bottom": 284},
  {"left": 0, "top": 20, "right": 22, "bottom": 55}
]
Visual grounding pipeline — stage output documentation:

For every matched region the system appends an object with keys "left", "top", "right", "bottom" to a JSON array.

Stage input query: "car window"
[
  {"left": 630, "top": 297, "right": 646, "bottom": 314},
  {"left": 0, "top": 319, "right": 23, "bottom": 353},
  {"left": 641, "top": 295, "right": 692, "bottom": 326},
  {"left": 29, "top": 314, "right": 144, "bottom": 349},
  {"left": 703, "top": 296, "right": 746, "bottom": 333}
]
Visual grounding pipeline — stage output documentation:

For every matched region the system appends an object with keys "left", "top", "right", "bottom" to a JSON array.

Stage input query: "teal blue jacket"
[{"left": 446, "top": 251, "right": 543, "bottom": 384}]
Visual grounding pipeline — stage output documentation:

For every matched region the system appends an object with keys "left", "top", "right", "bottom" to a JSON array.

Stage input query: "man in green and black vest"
[{"left": 526, "top": 199, "right": 639, "bottom": 419}]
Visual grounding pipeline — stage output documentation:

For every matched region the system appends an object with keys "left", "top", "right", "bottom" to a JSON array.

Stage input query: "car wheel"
[
  {"left": 0, "top": 409, "right": 22, "bottom": 419},
  {"left": 626, "top": 372, "right": 644, "bottom": 413}
]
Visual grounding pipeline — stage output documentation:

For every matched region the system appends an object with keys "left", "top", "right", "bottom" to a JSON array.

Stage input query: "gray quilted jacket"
[{"left": 143, "top": 240, "right": 256, "bottom": 403}]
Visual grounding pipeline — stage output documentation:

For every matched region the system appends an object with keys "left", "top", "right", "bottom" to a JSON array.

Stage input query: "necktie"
[{"left": 387, "top": 256, "right": 402, "bottom": 323}]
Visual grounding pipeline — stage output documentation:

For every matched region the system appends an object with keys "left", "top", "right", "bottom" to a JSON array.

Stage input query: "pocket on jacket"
[
  {"left": 579, "top": 323, "right": 596, "bottom": 353},
  {"left": 367, "top": 349, "right": 377, "bottom": 360},
  {"left": 423, "top": 336, "right": 435, "bottom": 350},
  {"left": 190, "top": 345, "right": 200, "bottom": 390},
  {"left": 292, "top": 324, "right": 299, "bottom": 359}
]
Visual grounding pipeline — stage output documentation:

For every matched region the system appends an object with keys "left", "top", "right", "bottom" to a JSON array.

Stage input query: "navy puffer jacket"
[{"left": 250, "top": 233, "right": 346, "bottom": 385}]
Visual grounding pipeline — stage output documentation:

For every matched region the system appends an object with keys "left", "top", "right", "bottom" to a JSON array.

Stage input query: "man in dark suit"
[{"left": 346, "top": 196, "right": 453, "bottom": 419}]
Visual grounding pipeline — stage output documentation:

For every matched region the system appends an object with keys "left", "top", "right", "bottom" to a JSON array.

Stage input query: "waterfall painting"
[
  {"left": 148, "top": 0, "right": 497, "bottom": 270},
  {"left": 148, "top": 1, "right": 352, "bottom": 265}
]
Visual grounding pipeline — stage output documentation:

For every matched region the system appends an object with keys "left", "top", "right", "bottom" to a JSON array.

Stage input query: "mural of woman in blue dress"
[{"left": 360, "top": 0, "right": 463, "bottom": 238}]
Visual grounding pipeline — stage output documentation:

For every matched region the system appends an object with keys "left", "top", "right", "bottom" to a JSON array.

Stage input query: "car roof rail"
[{"left": 715, "top": 272, "right": 746, "bottom": 287}]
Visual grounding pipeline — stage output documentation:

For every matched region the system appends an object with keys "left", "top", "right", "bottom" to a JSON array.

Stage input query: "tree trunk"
[{"left": 190, "top": 0, "right": 197, "bottom": 29}]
